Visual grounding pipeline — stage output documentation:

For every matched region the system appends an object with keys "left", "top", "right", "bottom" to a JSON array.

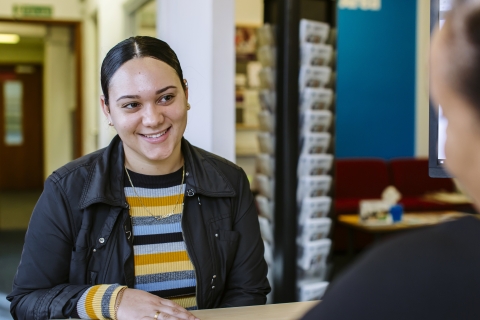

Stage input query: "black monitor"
[{"left": 429, "top": 0, "right": 452, "bottom": 178}]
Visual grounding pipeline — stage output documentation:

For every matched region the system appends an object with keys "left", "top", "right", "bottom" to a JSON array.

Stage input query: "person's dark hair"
[
  {"left": 101, "top": 36, "right": 185, "bottom": 105},
  {"left": 444, "top": 0, "right": 480, "bottom": 110}
]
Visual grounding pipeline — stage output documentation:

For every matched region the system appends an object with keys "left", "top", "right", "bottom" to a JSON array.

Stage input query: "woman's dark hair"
[
  {"left": 444, "top": 0, "right": 480, "bottom": 109},
  {"left": 101, "top": 36, "right": 185, "bottom": 105}
]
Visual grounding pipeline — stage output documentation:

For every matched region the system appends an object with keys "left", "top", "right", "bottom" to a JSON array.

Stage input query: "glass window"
[{"left": 4, "top": 80, "right": 23, "bottom": 146}]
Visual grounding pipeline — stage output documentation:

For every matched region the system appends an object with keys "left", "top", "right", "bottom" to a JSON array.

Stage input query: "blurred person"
[
  {"left": 302, "top": 0, "right": 480, "bottom": 319},
  {"left": 7, "top": 36, "right": 270, "bottom": 320}
]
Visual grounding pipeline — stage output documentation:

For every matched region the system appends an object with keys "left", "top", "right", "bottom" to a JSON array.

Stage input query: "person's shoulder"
[
  {"left": 47, "top": 147, "right": 106, "bottom": 183},
  {"left": 303, "top": 216, "right": 480, "bottom": 319},
  {"left": 351, "top": 216, "right": 480, "bottom": 273},
  {"left": 376, "top": 215, "right": 480, "bottom": 254}
]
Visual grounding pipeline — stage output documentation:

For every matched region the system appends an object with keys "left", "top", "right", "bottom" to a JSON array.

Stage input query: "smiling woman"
[
  {"left": 7, "top": 36, "right": 270, "bottom": 320},
  {"left": 102, "top": 56, "right": 188, "bottom": 175}
]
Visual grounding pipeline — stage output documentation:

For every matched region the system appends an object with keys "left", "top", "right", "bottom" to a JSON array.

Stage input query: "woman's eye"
[
  {"left": 124, "top": 102, "right": 140, "bottom": 109},
  {"left": 160, "top": 94, "right": 174, "bottom": 103}
]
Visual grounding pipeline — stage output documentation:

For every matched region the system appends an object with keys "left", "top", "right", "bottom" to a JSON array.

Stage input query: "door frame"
[{"left": 0, "top": 18, "right": 84, "bottom": 159}]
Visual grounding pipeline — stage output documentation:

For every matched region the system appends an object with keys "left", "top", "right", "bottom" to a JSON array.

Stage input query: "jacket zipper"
[
  {"left": 181, "top": 197, "right": 199, "bottom": 308},
  {"left": 123, "top": 203, "right": 134, "bottom": 287}
]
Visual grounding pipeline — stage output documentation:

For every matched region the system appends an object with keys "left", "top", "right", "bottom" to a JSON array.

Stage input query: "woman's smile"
[{"left": 138, "top": 126, "right": 172, "bottom": 142}]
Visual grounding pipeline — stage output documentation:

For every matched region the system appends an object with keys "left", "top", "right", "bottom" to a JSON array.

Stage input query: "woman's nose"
[{"left": 142, "top": 104, "right": 164, "bottom": 127}]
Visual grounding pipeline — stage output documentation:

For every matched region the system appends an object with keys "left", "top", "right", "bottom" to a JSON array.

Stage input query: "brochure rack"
[
  {"left": 296, "top": 18, "right": 335, "bottom": 301},
  {"left": 262, "top": 0, "right": 337, "bottom": 304}
]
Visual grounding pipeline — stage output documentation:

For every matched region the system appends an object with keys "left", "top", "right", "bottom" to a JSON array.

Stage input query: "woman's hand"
[{"left": 117, "top": 288, "right": 200, "bottom": 320}]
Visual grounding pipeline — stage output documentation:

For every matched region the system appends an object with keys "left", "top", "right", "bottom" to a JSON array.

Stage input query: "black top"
[
  {"left": 124, "top": 167, "right": 183, "bottom": 188},
  {"left": 302, "top": 216, "right": 480, "bottom": 320}
]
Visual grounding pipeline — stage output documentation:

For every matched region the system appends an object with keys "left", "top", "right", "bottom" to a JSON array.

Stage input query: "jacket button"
[
  {"left": 215, "top": 234, "right": 218, "bottom": 238},
  {"left": 212, "top": 286, "right": 215, "bottom": 289},
  {"left": 187, "top": 189, "right": 195, "bottom": 196},
  {"left": 93, "top": 249, "right": 96, "bottom": 252},
  {"left": 99, "top": 238, "right": 105, "bottom": 244},
  {"left": 213, "top": 275, "right": 216, "bottom": 278},
  {"left": 186, "top": 171, "right": 190, "bottom": 176}
]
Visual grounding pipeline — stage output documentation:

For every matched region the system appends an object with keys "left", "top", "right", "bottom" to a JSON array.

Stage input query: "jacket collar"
[
  {"left": 80, "top": 136, "right": 235, "bottom": 209},
  {"left": 181, "top": 138, "right": 236, "bottom": 198}
]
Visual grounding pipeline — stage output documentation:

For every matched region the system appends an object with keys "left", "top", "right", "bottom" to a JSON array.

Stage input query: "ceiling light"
[{"left": 0, "top": 34, "right": 20, "bottom": 44}]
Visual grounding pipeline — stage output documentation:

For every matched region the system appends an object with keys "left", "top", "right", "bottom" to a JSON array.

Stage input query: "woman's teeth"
[{"left": 144, "top": 129, "right": 168, "bottom": 138}]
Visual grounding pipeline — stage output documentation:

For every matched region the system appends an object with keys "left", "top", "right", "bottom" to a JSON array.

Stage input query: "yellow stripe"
[
  {"left": 128, "top": 205, "right": 183, "bottom": 217},
  {"left": 171, "top": 295, "right": 197, "bottom": 309},
  {"left": 92, "top": 285, "right": 110, "bottom": 319},
  {"left": 84, "top": 285, "right": 102, "bottom": 319},
  {"left": 135, "top": 260, "right": 195, "bottom": 276},
  {"left": 135, "top": 251, "right": 190, "bottom": 266},
  {"left": 126, "top": 194, "right": 184, "bottom": 207}
]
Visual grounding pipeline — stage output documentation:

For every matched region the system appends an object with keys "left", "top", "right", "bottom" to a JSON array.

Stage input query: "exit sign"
[{"left": 12, "top": 5, "right": 53, "bottom": 18}]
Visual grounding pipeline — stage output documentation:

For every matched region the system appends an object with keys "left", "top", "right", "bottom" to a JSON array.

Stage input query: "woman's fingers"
[
  {"left": 156, "top": 298, "right": 198, "bottom": 319},
  {"left": 158, "top": 298, "right": 187, "bottom": 310},
  {"left": 156, "top": 305, "right": 199, "bottom": 320}
]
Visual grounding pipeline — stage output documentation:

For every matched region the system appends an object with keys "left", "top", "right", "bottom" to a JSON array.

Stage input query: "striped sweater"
[{"left": 77, "top": 167, "right": 197, "bottom": 319}]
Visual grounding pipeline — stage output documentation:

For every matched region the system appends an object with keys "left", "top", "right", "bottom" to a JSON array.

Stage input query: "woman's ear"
[
  {"left": 183, "top": 79, "right": 189, "bottom": 100},
  {"left": 100, "top": 95, "right": 112, "bottom": 125}
]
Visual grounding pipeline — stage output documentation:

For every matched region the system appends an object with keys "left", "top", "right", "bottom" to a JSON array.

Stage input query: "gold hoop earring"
[{"left": 186, "top": 103, "right": 191, "bottom": 110}]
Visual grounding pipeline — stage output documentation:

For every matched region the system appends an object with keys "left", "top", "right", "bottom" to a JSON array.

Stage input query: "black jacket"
[{"left": 7, "top": 136, "right": 270, "bottom": 320}]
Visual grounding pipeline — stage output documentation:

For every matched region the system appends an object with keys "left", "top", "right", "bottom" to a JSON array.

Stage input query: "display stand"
[
  {"left": 261, "top": 0, "right": 337, "bottom": 304},
  {"left": 296, "top": 17, "right": 336, "bottom": 301}
]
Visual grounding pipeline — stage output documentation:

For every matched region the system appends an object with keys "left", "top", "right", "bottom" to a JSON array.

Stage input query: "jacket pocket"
[
  {"left": 214, "top": 229, "right": 240, "bottom": 282},
  {"left": 89, "top": 271, "right": 98, "bottom": 285},
  {"left": 71, "top": 246, "right": 90, "bottom": 262},
  {"left": 217, "top": 229, "right": 240, "bottom": 243}
]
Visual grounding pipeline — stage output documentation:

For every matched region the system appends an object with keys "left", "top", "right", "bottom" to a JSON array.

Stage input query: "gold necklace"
[{"left": 124, "top": 165, "right": 185, "bottom": 220}]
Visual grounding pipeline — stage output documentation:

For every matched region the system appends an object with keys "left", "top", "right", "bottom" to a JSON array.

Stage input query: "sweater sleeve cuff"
[{"left": 76, "top": 284, "right": 127, "bottom": 319}]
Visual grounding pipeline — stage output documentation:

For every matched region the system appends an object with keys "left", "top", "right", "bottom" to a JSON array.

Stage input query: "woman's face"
[
  {"left": 430, "top": 26, "right": 480, "bottom": 207},
  {"left": 102, "top": 57, "right": 188, "bottom": 171}
]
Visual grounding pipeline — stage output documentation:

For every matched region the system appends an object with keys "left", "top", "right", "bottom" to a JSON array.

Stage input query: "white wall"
[
  {"left": 415, "top": 0, "right": 430, "bottom": 157},
  {"left": 157, "top": 0, "right": 235, "bottom": 162},
  {"left": 96, "top": 0, "right": 130, "bottom": 148},
  {"left": 43, "top": 26, "right": 75, "bottom": 176},
  {"left": 82, "top": 1, "right": 100, "bottom": 155},
  {"left": 0, "top": 0, "right": 82, "bottom": 20}
]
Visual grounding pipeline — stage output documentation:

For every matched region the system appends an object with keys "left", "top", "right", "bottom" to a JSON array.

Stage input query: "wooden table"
[{"left": 190, "top": 301, "right": 319, "bottom": 320}]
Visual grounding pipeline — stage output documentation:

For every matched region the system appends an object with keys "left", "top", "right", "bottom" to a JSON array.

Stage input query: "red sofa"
[{"left": 335, "top": 158, "right": 390, "bottom": 214}]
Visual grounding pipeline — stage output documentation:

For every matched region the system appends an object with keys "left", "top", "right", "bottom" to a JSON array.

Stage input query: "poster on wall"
[{"left": 235, "top": 26, "right": 257, "bottom": 60}]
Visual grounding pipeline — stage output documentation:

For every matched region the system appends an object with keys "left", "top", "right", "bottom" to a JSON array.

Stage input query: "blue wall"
[{"left": 335, "top": 0, "right": 417, "bottom": 159}]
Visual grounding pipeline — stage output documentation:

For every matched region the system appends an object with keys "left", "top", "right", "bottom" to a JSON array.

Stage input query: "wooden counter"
[{"left": 190, "top": 301, "right": 319, "bottom": 320}]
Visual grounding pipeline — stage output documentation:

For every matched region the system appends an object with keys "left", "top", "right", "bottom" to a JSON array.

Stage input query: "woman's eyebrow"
[{"left": 116, "top": 85, "right": 177, "bottom": 102}]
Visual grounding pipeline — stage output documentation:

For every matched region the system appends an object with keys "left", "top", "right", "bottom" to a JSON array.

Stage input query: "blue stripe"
[
  {"left": 133, "top": 222, "right": 182, "bottom": 236},
  {"left": 135, "top": 279, "right": 197, "bottom": 292},
  {"left": 125, "top": 185, "right": 185, "bottom": 197}
]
